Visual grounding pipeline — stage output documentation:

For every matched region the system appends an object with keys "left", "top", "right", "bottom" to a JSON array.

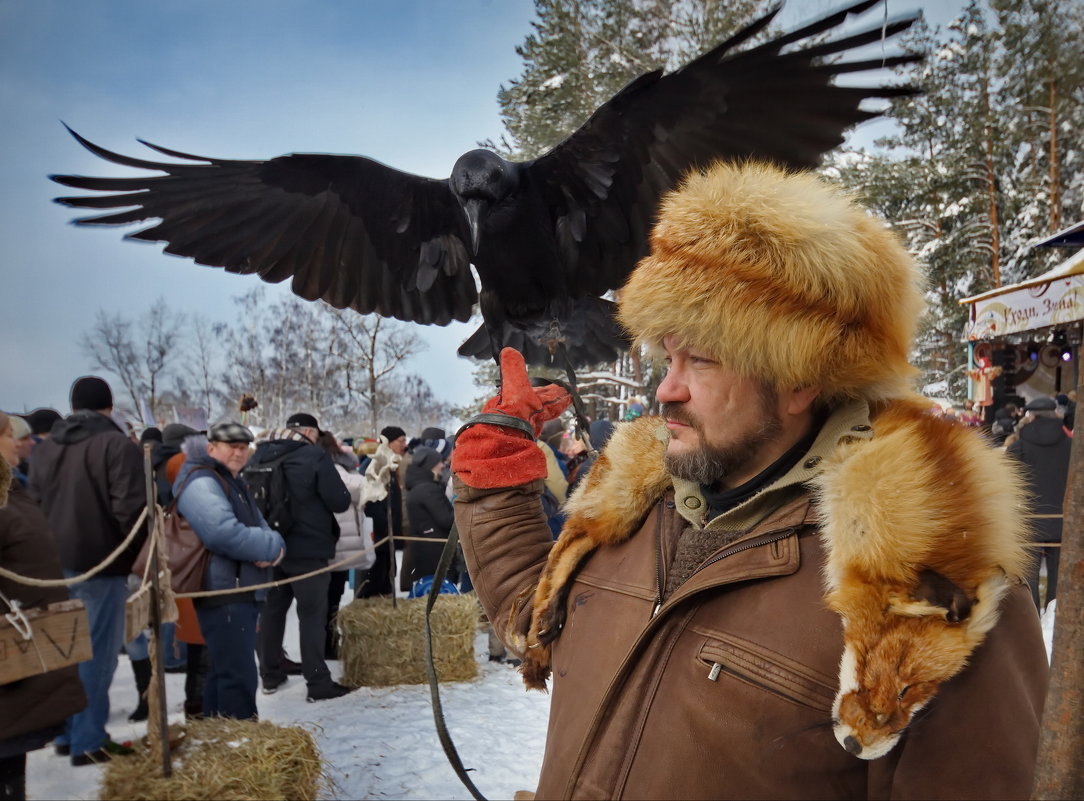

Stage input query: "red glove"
[{"left": 452, "top": 348, "right": 572, "bottom": 489}]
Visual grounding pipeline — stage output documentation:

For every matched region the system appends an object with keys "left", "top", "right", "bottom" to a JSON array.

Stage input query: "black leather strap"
[
  {"left": 456, "top": 412, "right": 535, "bottom": 440},
  {"left": 424, "top": 521, "right": 487, "bottom": 800}
]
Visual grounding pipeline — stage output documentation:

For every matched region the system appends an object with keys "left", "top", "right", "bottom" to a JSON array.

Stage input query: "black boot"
[
  {"left": 128, "top": 658, "right": 151, "bottom": 722},
  {"left": 0, "top": 754, "right": 26, "bottom": 801},
  {"left": 184, "top": 644, "right": 208, "bottom": 719}
]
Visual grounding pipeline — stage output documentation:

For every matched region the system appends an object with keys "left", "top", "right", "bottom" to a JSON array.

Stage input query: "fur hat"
[{"left": 618, "top": 161, "right": 925, "bottom": 404}]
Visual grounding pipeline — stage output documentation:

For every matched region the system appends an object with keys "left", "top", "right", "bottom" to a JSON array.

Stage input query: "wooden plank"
[{"left": 0, "top": 600, "right": 92, "bottom": 684}]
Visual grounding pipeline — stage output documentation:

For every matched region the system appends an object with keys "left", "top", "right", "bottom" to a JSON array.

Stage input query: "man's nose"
[{"left": 656, "top": 368, "right": 689, "bottom": 404}]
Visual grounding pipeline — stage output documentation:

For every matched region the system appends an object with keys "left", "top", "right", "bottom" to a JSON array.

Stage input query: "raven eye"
[{"left": 897, "top": 685, "right": 911, "bottom": 701}]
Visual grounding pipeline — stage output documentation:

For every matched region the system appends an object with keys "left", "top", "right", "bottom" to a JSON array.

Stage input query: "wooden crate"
[{"left": 0, "top": 599, "right": 92, "bottom": 684}]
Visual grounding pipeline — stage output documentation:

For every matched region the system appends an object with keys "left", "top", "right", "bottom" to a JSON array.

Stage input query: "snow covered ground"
[
  {"left": 26, "top": 591, "right": 550, "bottom": 801},
  {"left": 25, "top": 595, "right": 1058, "bottom": 800}
]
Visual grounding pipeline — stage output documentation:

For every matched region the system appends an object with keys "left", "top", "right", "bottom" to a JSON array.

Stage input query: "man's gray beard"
[{"left": 663, "top": 408, "right": 783, "bottom": 486}]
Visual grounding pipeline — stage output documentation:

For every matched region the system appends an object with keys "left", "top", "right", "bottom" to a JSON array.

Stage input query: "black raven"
[{"left": 51, "top": 0, "right": 919, "bottom": 369}]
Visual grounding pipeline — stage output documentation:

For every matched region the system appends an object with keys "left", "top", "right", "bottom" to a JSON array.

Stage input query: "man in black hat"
[
  {"left": 28, "top": 376, "right": 145, "bottom": 765},
  {"left": 247, "top": 412, "right": 352, "bottom": 701},
  {"left": 1008, "top": 395, "right": 1071, "bottom": 610}
]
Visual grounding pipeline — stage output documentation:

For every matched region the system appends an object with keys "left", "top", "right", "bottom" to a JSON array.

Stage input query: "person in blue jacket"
[{"left": 175, "top": 421, "right": 284, "bottom": 720}]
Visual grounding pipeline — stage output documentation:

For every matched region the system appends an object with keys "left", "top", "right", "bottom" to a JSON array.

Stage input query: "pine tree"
[{"left": 991, "top": 0, "right": 1084, "bottom": 280}]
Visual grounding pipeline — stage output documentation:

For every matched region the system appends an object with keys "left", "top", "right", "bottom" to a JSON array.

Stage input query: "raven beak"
[{"left": 460, "top": 198, "right": 485, "bottom": 254}]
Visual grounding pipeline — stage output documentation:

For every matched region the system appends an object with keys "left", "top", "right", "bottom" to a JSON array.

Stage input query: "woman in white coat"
[{"left": 317, "top": 433, "right": 374, "bottom": 659}]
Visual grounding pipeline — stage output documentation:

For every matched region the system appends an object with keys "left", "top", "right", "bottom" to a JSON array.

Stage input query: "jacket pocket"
[{"left": 696, "top": 633, "right": 836, "bottom": 713}]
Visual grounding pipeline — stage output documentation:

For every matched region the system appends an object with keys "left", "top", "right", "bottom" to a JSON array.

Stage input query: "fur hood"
[{"left": 523, "top": 397, "right": 1031, "bottom": 758}]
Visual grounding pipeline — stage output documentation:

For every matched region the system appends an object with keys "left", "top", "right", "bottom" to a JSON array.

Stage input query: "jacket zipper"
[{"left": 652, "top": 506, "right": 665, "bottom": 616}]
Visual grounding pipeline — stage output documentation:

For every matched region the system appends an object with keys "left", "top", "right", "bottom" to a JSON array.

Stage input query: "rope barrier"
[
  {"left": 0, "top": 506, "right": 391, "bottom": 596},
  {"left": 0, "top": 507, "right": 148, "bottom": 587},
  {"left": 174, "top": 533, "right": 394, "bottom": 599}
]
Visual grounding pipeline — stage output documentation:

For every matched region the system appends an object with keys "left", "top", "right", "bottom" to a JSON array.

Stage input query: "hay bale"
[
  {"left": 338, "top": 593, "right": 480, "bottom": 687},
  {"left": 99, "top": 718, "right": 327, "bottom": 801}
]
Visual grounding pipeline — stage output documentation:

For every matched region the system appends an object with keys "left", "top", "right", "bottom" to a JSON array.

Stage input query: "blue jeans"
[
  {"left": 126, "top": 622, "right": 186, "bottom": 668},
  {"left": 57, "top": 573, "right": 127, "bottom": 756},
  {"left": 196, "top": 601, "right": 260, "bottom": 719}
]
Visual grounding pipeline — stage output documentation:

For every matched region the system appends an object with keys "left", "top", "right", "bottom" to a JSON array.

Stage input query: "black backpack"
[{"left": 242, "top": 453, "right": 294, "bottom": 534}]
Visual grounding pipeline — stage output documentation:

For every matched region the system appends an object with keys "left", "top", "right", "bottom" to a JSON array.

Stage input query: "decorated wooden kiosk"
[{"left": 960, "top": 222, "right": 1083, "bottom": 413}]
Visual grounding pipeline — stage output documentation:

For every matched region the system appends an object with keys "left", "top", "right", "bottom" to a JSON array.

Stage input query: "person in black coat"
[
  {"left": 0, "top": 413, "right": 87, "bottom": 799},
  {"left": 248, "top": 413, "right": 352, "bottom": 702},
  {"left": 1007, "top": 396, "right": 1071, "bottom": 610},
  {"left": 404, "top": 446, "right": 455, "bottom": 586}
]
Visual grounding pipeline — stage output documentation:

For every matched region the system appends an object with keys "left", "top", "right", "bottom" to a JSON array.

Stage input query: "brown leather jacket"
[{"left": 454, "top": 403, "right": 1048, "bottom": 800}]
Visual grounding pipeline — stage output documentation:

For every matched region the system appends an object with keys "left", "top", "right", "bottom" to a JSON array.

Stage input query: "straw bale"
[
  {"left": 99, "top": 717, "right": 328, "bottom": 801},
  {"left": 338, "top": 593, "right": 480, "bottom": 687}
]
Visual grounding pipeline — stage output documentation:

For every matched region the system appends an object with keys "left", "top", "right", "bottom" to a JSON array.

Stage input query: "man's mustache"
[{"left": 661, "top": 402, "right": 702, "bottom": 432}]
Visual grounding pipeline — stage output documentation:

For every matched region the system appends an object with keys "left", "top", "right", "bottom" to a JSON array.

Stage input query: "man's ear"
[{"left": 785, "top": 385, "right": 822, "bottom": 416}]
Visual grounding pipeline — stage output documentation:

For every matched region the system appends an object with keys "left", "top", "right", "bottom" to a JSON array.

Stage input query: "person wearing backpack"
[{"left": 247, "top": 413, "right": 353, "bottom": 702}]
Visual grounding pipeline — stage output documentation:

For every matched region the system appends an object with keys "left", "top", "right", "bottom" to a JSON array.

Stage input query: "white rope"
[{"left": 0, "top": 507, "right": 148, "bottom": 587}]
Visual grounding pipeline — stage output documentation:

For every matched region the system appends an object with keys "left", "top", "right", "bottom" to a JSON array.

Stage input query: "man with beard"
[{"left": 449, "top": 162, "right": 1046, "bottom": 799}]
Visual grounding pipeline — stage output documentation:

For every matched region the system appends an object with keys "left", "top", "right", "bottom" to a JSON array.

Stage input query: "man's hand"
[
  {"left": 452, "top": 348, "right": 572, "bottom": 489},
  {"left": 255, "top": 547, "right": 285, "bottom": 568},
  {"left": 482, "top": 348, "right": 571, "bottom": 436}
]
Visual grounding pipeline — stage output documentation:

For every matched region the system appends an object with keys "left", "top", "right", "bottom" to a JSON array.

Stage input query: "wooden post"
[
  {"left": 1031, "top": 365, "right": 1082, "bottom": 799},
  {"left": 143, "top": 444, "right": 171, "bottom": 778},
  {"left": 388, "top": 494, "right": 397, "bottom": 610}
]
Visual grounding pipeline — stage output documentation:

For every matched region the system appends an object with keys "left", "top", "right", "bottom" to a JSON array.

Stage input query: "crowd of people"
[{"left": 2, "top": 377, "right": 588, "bottom": 799}]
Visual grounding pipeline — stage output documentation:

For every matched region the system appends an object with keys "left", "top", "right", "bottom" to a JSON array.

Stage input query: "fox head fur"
[
  {"left": 816, "top": 398, "right": 1031, "bottom": 760},
  {"left": 830, "top": 569, "right": 1012, "bottom": 759}
]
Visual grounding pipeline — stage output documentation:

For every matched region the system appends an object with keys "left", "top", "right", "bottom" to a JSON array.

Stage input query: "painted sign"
[{"left": 966, "top": 274, "right": 1084, "bottom": 340}]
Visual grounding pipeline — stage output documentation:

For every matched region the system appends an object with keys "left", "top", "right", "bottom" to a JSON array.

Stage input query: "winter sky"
[{"left": 1, "top": 0, "right": 966, "bottom": 425}]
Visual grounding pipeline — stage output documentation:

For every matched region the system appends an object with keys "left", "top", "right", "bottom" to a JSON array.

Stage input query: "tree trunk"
[
  {"left": 1046, "top": 75, "right": 1060, "bottom": 233},
  {"left": 1031, "top": 364, "right": 1083, "bottom": 800},
  {"left": 982, "top": 74, "right": 1001, "bottom": 287}
]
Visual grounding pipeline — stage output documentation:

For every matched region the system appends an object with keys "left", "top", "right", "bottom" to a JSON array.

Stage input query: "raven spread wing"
[
  {"left": 51, "top": 127, "right": 477, "bottom": 326},
  {"left": 529, "top": 0, "right": 920, "bottom": 297}
]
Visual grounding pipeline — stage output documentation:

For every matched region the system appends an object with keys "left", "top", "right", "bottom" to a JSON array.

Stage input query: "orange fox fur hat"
[{"left": 619, "top": 161, "right": 926, "bottom": 404}]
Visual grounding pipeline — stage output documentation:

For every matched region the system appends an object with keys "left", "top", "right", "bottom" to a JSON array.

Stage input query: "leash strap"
[
  {"left": 424, "top": 520, "right": 487, "bottom": 801},
  {"left": 457, "top": 412, "right": 535, "bottom": 440}
]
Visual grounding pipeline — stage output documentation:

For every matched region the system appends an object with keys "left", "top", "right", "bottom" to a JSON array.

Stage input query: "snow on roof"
[{"left": 960, "top": 247, "right": 1084, "bottom": 305}]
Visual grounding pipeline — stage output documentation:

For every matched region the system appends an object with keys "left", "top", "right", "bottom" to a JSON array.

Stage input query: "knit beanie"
[
  {"left": 619, "top": 161, "right": 926, "bottom": 405},
  {"left": 70, "top": 376, "right": 114, "bottom": 411},
  {"left": 381, "top": 425, "right": 406, "bottom": 442}
]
